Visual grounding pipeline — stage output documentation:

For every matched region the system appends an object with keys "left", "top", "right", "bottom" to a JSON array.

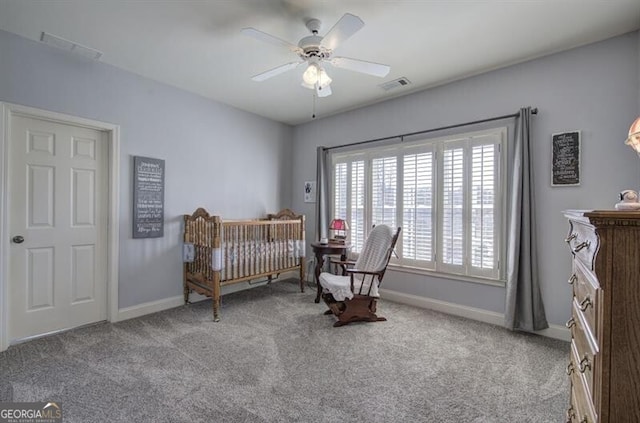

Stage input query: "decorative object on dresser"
[
  {"left": 614, "top": 189, "right": 640, "bottom": 210},
  {"left": 183, "top": 208, "right": 305, "bottom": 321},
  {"left": 563, "top": 210, "right": 640, "bottom": 423}
]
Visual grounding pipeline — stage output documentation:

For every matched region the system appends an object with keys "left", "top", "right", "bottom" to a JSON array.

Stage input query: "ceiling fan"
[{"left": 241, "top": 13, "right": 390, "bottom": 98}]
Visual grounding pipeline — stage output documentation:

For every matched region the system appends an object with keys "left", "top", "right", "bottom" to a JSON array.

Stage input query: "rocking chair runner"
[{"left": 319, "top": 225, "right": 401, "bottom": 327}]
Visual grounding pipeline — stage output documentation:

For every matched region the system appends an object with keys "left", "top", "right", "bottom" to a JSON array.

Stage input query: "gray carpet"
[{"left": 0, "top": 280, "right": 569, "bottom": 422}]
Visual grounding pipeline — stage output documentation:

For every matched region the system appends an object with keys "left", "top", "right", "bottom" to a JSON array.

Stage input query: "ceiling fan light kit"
[
  {"left": 302, "top": 63, "right": 332, "bottom": 88},
  {"left": 242, "top": 12, "right": 391, "bottom": 98}
]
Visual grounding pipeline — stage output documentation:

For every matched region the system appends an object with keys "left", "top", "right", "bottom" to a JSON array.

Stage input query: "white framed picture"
[{"left": 304, "top": 181, "right": 316, "bottom": 203}]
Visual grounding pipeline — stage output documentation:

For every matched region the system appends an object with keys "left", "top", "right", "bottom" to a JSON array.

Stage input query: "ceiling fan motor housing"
[{"left": 298, "top": 35, "right": 329, "bottom": 59}]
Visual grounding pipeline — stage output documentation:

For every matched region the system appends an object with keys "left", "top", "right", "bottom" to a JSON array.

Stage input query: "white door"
[{"left": 8, "top": 115, "right": 108, "bottom": 342}]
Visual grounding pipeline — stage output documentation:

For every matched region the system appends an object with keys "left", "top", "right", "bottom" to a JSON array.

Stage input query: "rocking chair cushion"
[{"left": 319, "top": 272, "right": 379, "bottom": 301}]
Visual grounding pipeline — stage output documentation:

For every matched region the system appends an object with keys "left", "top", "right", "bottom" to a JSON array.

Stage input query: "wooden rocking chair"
[{"left": 319, "top": 225, "right": 401, "bottom": 327}]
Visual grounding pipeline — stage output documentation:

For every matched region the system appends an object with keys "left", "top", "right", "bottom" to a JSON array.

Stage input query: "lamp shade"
[
  {"left": 329, "top": 219, "right": 349, "bottom": 230},
  {"left": 317, "top": 68, "right": 332, "bottom": 88},
  {"left": 302, "top": 63, "right": 319, "bottom": 85},
  {"left": 625, "top": 116, "right": 640, "bottom": 154}
]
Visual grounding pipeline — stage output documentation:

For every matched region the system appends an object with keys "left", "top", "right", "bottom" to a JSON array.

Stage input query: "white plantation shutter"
[
  {"left": 334, "top": 163, "right": 347, "bottom": 220},
  {"left": 403, "top": 151, "right": 434, "bottom": 264},
  {"left": 332, "top": 159, "right": 366, "bottom": 252},
  {"left": 470, "top": 142, "right": 499, "bottom": 278},
  {"left": 441, "top": 146, "right": 465, "bottom": 268},
  {"left": 471, "top": 144, "right": 495, "bottom": 267},
  {"left": 330, "top": 127, "right": 504, "bottom": 281},
  {"left": 350, "top": 161, "right": 366, "bottom": 252},
  {"left": 371, "top": 156, "right": 397, "bottom": 227}
]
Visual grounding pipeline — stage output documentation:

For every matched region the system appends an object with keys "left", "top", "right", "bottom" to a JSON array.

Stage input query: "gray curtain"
[
  {"left": 315, "top": 146, "right": 330, "bottom": 242},
  {"left": 504, "top": 107, "right": 548, "bottom": 331}
]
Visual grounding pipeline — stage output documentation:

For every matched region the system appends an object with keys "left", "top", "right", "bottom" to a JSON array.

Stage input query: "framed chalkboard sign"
[
  {"left": 551, "top": 131, "right": 580, "bottom": 186},
  {"left": 132, "top": 156, "right": 165, "bottom": 238}
]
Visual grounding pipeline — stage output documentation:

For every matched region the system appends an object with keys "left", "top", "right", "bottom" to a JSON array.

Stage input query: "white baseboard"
[
  {"left": 379, "top": 289, "right": 570, "bottom": 342},
  {"left": 117, "top": 295, "right": 185, "bottom": 322},
  {"left": 116, "top": 271, "right": 301, "bottom": 322}
]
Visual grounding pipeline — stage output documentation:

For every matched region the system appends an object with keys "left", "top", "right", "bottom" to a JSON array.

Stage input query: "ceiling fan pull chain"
[{"left": 312, "top": 93, "right": 317, "bottom": 119}]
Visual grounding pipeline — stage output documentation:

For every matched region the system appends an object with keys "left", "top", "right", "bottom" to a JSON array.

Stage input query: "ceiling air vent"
[
  {"left": 379, "top": 77, "right": 411, "bottom": 92},
  {"left": 40, "top": 32, "right": 103, "bottom": 60}
]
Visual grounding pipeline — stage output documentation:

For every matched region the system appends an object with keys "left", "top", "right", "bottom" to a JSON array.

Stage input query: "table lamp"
[
  {"left": 625, "top": 116, "right": 640, "bottom": 155},
  {"left": 616, "top": 116, "right": 640, "bottom": 210},
  {"left": 329, "top": 219, "right": 349, "bottom": 244}
]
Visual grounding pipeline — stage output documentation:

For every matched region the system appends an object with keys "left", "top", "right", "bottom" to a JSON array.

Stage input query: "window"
[{"left": 331, "top": 127, "right": 505, "bottom": 281}]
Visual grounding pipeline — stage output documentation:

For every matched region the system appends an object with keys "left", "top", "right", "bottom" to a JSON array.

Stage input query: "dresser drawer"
[
  {"left": 571, "top": 260, "right": 599, "bottom": 339},
  {"left": 567, "top": 380, "right": 597, "bottom": 423},
  {"left": 569, "top": 310, "right": 597, "bottom": 402},
  {"left": 569, "top": 341, "right": 598, "bottom": 423},
  {"left": 566, "top": 220, "right": 599, "bottom": 271}
]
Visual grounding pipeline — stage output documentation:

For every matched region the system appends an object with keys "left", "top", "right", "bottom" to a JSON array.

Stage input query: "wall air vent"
[
  {"left": 379, "top": 77, "right": 411, "bottom": 92},
  {"left": 40, "top": 32, "right": 103, "bottom": 60}
]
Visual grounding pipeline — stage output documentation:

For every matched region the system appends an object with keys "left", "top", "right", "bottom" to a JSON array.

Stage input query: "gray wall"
[
  {"left": 291, "top": 31, "right": 640, "bottom": 326},
  {"left": 0, "top": 29, "right": 293, "bottom": 308}
]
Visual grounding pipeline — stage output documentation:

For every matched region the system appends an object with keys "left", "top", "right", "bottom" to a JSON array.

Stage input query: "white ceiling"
[{"left": 1, "top": 1, "right": 639, "bottom": 126}]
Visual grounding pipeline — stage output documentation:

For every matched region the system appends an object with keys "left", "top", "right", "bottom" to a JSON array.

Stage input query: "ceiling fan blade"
[
  {"left": 329, "top": 56, "right": 390, "bottom": 77},
  {"left": 316, "top": 83, "right": 332, "bottom": 98},
  {"left": 241, "top": 28, "right": 302, "bottom": 54},
  {"left": 251, "top": 61, "right": 303, "bottom": 82},
  {"left": 320, "top": 13, "right": 364, "bottom": 51}
]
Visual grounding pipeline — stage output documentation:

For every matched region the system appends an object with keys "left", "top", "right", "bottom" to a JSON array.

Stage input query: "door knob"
[{"left": 12, "top": 235, "right": 24, "bottom": 244}]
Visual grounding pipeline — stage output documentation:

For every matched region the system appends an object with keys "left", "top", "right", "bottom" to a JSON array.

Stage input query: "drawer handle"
[
  {"left": 566, "top": 362, "right": 575, "bottom": 375},
  {"left": 579, "top": 297, "right": 592, "bottom": 312},
  {"left": 573, "top": 241, "right": 590, "bottom": 252},
  {"left": 579, "top": 356, "right": 591, "bottom": 373},
  {"left": 568, "top": 274, "right": 577, "bottom": 285},
  {"left": 565, "top": 233, "right": 577, "bottom": 243},
  {"left": 565, "top": 318, "right": 576, "bottom": 329}
]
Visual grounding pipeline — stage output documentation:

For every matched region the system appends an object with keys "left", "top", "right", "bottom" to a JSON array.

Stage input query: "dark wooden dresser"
[{"left": 564, "top": 210, "right": 640, "bottom": 423}]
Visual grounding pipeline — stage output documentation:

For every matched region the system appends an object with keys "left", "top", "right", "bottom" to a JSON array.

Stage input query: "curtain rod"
[{"left": 324, "top": 107, "right": 537, "bottom": 152}]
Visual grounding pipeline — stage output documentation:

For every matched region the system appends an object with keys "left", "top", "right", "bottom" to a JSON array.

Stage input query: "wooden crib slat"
[
  {"left": 262, "top": 226, "right": 265, "bottom": 272},
  {"left": 243, "top": 224, "right": 248, "bottom": 278}
]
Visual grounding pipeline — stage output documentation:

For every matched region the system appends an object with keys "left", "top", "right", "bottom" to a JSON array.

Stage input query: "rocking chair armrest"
[
  {"left": 329, "top": 258, "right": 356, "bottom": 266},
  {"left": 345, "top": 268, "right": 384, "bottom": 277}
]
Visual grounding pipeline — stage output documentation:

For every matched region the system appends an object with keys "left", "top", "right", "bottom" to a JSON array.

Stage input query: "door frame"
[{"left": 0, "top": 102, "right": 120, "bottom": 352}]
